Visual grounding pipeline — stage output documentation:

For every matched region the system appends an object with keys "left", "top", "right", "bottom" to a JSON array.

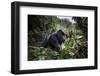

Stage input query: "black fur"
[{"left": 42, "top": 30, "right": 65, "bottom": 52}]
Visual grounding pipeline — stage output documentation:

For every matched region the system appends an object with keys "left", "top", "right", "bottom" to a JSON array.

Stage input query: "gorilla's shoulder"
[{"left": 49, "top": 32, "right": 58, "bottom": 38}]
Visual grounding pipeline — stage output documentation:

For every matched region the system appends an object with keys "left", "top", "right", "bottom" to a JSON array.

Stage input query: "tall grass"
[{"left": 28, "top": 26, "right": 87, "bottom": 61}]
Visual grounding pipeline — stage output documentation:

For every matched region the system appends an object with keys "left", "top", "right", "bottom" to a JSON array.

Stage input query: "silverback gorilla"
[{"left": 42, "top": 30, "right": 65, "bottom": 52}]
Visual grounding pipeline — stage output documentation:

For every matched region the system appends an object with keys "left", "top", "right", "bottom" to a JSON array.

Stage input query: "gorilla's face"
[
  {"left": 57, "top": 30, "right": 65, "bottom": 44},
  {"left": 62, "top": 35, "right": 66, "bottom": 42}
]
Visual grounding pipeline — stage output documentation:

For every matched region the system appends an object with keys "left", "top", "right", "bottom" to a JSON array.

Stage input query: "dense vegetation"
[{"left": 28, "top": 15, "right": 88, "bottom": 61}]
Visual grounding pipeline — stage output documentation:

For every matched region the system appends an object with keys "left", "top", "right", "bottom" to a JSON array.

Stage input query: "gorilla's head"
[
  {"left": 57, "top": 30, "right": 65, "bottom": 44},
  {"left": 57, "top": 30, "right": 65, "bottom": 36}
]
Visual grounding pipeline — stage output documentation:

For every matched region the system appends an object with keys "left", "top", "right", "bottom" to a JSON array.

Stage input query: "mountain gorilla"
[{"left": 42, "top": 30, "right": 65, "bottom": 52}]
